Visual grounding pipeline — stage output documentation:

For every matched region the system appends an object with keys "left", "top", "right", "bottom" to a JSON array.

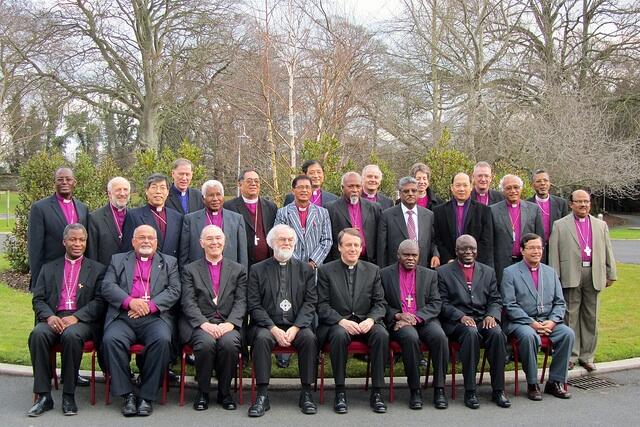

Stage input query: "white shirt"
[{"left": 401, "top": 203, "right": 419, "bottom": 239}]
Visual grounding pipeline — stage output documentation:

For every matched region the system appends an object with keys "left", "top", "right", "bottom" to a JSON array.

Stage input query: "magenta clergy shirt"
[
  {"left": 296, "top": 204, "right": 308, "bottom": 229},
  {"left": 363, "top": 192, "right": 378, "bottom": 203},
  {"left": 348, "top": 201, "right": 366, "bottom": 256},
  {"left": 111, "top": 204, "right": 126, "bottom": 239},
  {"left": 207, "top": 259, "right": 222, "bottom": 301},
  {"left": 56, "top": 256, "right": 84, "bottom": 311},
  {"left": 122, "top": 256, "right": 158, "bottom": 313},
  {"left": 535, "top": 197, "right": 551, "bottom": 241},
  {"left": 455, "top": 202, "right": 465, "bottom": 237},
  {"left": 56, "top": 194, "right": 78, "bottom": 224},
  {"left": 574, "top": 216, "right": 593, "bottom": 262},
  {"left": 476, "top": 192, "right": 489, "bottom": 206},
  {"left": 416, "top": 194, "right": 429, "bottom": 208},
  {"left": 206, "top": 208, "right": 223, "bottom": 229},
  {"left": 527, "top": 262, "right": 539, "bottom": 290},
  {"left": 244, "top": 200, "right": 258, "bottom": 216},
  {"left": 398, "top": 264, "right": 418, "bottom": 317},
  {"left": 310, "top": 189, "right": 323, "bottom": 207},
  {"left": 507, "top": 202, "right": 522, "bottom": 256},
  {"left": 458, "top": 261, "right": 475, "bottom": 292}
]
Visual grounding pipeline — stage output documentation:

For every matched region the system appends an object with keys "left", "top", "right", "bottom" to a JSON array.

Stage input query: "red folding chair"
[
  {"left": 318, "top": 341, "right": 371, "bottom": 404},
  {"left": 39, "top": 340, "right": 97, "bottom": 405},
  {"left": 388, "top": 341, "right": 430, "bottom": 402},
  {"left": 510, "top": 335, "right": 565, "bottom": 396}
]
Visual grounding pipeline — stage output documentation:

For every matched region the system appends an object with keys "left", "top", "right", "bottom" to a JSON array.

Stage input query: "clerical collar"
[
  {"left": 111, "top": 203, "right": 126, "bottom": 212},
  {"left": 476, "top": 190, "right": 487, "bottom": 196},
  {"left": 173, "top": 184, "right": 187, "bottom": 197},
  {"left": 312, "top": 189, "right": 320, "bottom": 196},
  {"left": 148, "top": 204, "right": 163, "bottom": 212},
  {"left": 242, "top": 196, "right": 259, "bottom": 204},
  {"left": 65, "top": 255, "right": 84, "bottom": 264},
  {"left": 574, "top": 215, "right": 587, "bottom": 222},
  {"left": 456, "top": 201, "right": 466, "bottom": 207},
  {"left": 56, "top": 193, "right": 73, "bottom": 203},
  {"left": 510, "top": 203, "right": 518, "bottom": 208},
  {"left": 341, "top": 260, "right": 357, "bottom": 270},
  {"left": 524, "top": 261, "right": 539, "bottom": 271},
  {"left": 363, "top": 191, "right": 376, "bottom": 198},
  {"left": 458, "top": 260, "right": 474, "bottom": 269},
  {"left": 535, "top": 195, "right": 550, "bottom": 202},
  {"left": 137, "top": 255, "right": 152, "bottom": 262},
  {"left": 296, "top": 204, "right": 308, "bottom": 212}
]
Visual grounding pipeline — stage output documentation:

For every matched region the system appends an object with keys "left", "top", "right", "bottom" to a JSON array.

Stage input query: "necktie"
[{"left": 407, "top": 210, "right": 417, "bottom": 240}]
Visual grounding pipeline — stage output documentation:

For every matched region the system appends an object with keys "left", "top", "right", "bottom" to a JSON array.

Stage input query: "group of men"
[{"left": 26, "top": 158, "right": 616, "bottom": 419}]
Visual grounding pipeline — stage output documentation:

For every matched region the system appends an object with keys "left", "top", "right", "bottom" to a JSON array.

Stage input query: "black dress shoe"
[
  {"left": 492, "top": 390, "right": 511, "bottom": 408},
  {"left": 217, "top": 394, "right": 237, "bottom": 410},
  {"left": 193, "top": 392, "right": 209, "bottom": 411},
  {"left": 275, "top": 354, "right": 291, "bottom": 368},
  {"left": 122, "top": 393, "right": 137, "bottom": 417},
  {"left": 433, "top": 387, "right": 448, "bottom": 409},
  {"left": 409, "top": 389, "right": 423, "bottom": 410},
  {"left": 544, "top": 381, "right": 571, "bottom": 399},
  {"left": 137, "top": 398, "right": 153, "bottom": 416},
  {"left": 27, "top": 394, "right": 54, "bottom": 417},
  {"left": 186, "top": 354, "right": 196, "bottom": 366},
  {"left": 527, "top": 383, "right": 543, "bottom": 401},
  {"left": 76, "top": 375, "right": 90, "bottom": 387},
  {"left": 167, "top": 369, "right": 180, "bottom": 385},
  {"left": 248, "top": 395, "right": 270, "bottom": 417},
  {"left": 62, "top": 394, "right": 78, "bottom": 416},
  {"left": 333, "top": 392, "right": 348, "bottom": 414},
  {"left": 370, "top": 392, "right": 387, "bottom": 413},
  {"left": 464, "top": 390, "right": 480, "bottom": 409},
  {"left": 299, "top": 391, "right": 317, "bottom": 415}
]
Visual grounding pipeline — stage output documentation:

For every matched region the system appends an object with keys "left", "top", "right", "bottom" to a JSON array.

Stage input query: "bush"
[{"left": 424, "top": 129, "right": 475, "bottom": 199}]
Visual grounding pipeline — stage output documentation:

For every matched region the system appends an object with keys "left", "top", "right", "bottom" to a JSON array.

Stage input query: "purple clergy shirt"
[
  {"left": 526, "top": 262, "right": 540, "bottom": 290},
  {"left": 362, "top": 192, "right": 378, "bottom": 203},
  {"left": 574, "top": 216, "right": 593, "bottom": 262},
  {"left": 535, "top": 197, "right": 551, "bottom": 242},
  {"left": 348, "top": 201, "right": 366, "bottom": 256},
  {"left": 310, "top": 189, "right": 323, "bottom": 207},
  {"left": 398, "top": 264, "right": 418, "bottom": 317},
  {"left": 122, "top": 256, "right": 158, "bottom": 313},
  {"left": 150, "top": 205, "right": 167, "bottom": 239},
  {"left": 206, "top": 208, "right": 223, "bottom": 229},
  {"left": 476, "top": 192, "right": 489, "bottom": 206},
  {"left": 416, "top": 194, "right": 429, "bottom": 208},
  {"left": 207, "top": 259, "right": 222, "bottom": 303},
  {"left": 111, "top": 204, "right": 126, "bottom": 239},
  {"left": 455, "top": 202, "right": 465, "bottom": 237},
  {"left": 507, "top": 202, "right": 522, "bottom": 256},
  {"left": 458, "top": 261, "right": 475, "bottom": 292},
  {"left": 56, "top": 194, "right": 78, "bottom": 224},
  {"left": 244, "top": 200, "right": 258, "bottom": 216},
  {"left": 56, "top": 256, "right": 83, "bottom": 312}
]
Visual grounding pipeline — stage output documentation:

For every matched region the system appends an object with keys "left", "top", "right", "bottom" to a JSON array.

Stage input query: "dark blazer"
[
  {"left": 527, "top": 194, "right": 569, "bottom": 238},
  {"left": 433, "top": 199, "right": 494, "bottom": 266},
  {"left": 121, "top": 205, "right": 183, "bottom": 259},
  {"left": 87, "top": 204, "right": 128, "bottom": 266},
  {"left": 283, "top": 189, "right": 338, "bottom": 208},
  {"left": 471, "top": 189, "right": 504, "bottom": 205},
  {"left": 166, "top": 186, "right": 204, "bottom": 215},
  {"left": 373, "top": 193, "right": 395, "bottom": 211},
  {"left": 380, "top": 264, "right": 441, "bottom": 329},
  {"left": 101, "top": 251, "right": 181, "bottom": 329},
  {"left": 223, "top": 196, "right": 277, "bottom": 266},
  {"left": 179, "top": 257, "right": 247, "bottom": 343},
  {"left": 328, "top": 197, "right": 382, "bottom": 263},
  {"left": 394, "top": 187, "right": 442, "bottom": 211},
  {"left": 28, "top": 195, "right": 89, "bottom": 289},
  {"left": 437, "top": 261, "right": 501, "bottom": 334},
  {"left": 377, "top": 204, "right": 439, "bottom": 268},
  {"left": 247, "top": 257, "right": 317, "bottom": 329},
  {"left": 32, "top": 257, "right": 106, "bottom": 326}
]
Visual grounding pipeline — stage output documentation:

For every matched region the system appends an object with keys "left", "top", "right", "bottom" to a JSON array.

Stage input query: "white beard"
[
  {"left": 274, "top": 247, "right": 294, "bottom": 262},
  {"left": 349, "top": 195, "right": 359, "bottom": 205}
]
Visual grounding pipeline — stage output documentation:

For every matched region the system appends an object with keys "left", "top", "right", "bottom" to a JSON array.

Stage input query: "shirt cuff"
[
  {"left": 122, "top": 297, "right": 132, "bottom": 310},
  {"left": 148, "top": 301, "right": 159, "bottom": 313}
]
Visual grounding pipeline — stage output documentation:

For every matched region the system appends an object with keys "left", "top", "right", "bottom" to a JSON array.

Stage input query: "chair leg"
[
  {"left": 365, "top": 358, "right": 370, "bottom": 392},
  {"left": 161, "top": 369, "right": 168, "bottom": 405},
  {"left": 478, "top": 349, "right": 488, "bottom": 386},
  {"left": 423, "top": 353, "right": 431, "bottom": 389},
  {"left": 238, "top": 354, "right": 244, "bottom": 406},
  {"left": 250, "top": 361, "right": 256, "bottom": 405},
  {"left": 450, "top": 348, "right": 457, "bottom": 400},
  {"left": 50, "top": 351, "right": 59, "bottom": 390},
  {"left": 90, "top": 350, "right": 96, "bottom": 405},
  {"left": 389, "top": 349, "right": 395, "bottom": 403},
  {"left": 512, "top": 342, "right": 520, "bottom": 396},
  {"left": 105, "top": 372, "right": 111, "bottom": 405},
  {"left": 540, "top": 347, "right": 550, "bottom": 384},
  {"left": 319, "top": 352, "right": 325, "bottom": 404},
  {"left": 179, "top": 352, "right": 187, "bottom": 406}
]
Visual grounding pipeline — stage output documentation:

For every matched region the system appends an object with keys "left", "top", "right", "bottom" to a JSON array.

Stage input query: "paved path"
[{"left": 611, "top": 240, "right": 640, "bottom": 264}]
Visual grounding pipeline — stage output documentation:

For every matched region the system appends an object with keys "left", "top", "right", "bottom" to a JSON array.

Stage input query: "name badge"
[{"left": 582, "top": 261, "right": 591, "bottom": 267}]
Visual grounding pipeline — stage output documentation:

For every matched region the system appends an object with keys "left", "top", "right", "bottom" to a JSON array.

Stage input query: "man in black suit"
[
  {"left": 327, "top": 172, "right": 382, "bottom": 263},
  {"left": 246, "top": 224, "right": 318, "bottom": 417},
  {"left": 87, "top": 177, "right": 130, "bottom": 266},
  {"left": 27, "top": 224, "right": 106, "bottom": 417},
  {"left": 224, "top": 169, "right": 277, "bottom": 267},
  {"left": 361, "top": 164, "right": 394, "bottom": 210},
  {"left": 470, "top": 161, "right": 504, "bottom": 206},
  {"left": 28, "top": 167, "right": 89, "bottom": 290},
  {"left": 377, "top": 177, "right": 440, "bottom": 268},
  {"left": 437, "top": 235, "right": 510, "bottom": 409},
  {"left": 317, "top": 228, "right": 388, "bottom": 414},
  {"left": 433, "top": 173, "right": 494, "bottom": 266},
  {"left": 381, "top": 239, "right": 449, "bottom": 410},
  {"left": 101, "top": 225, "right": 181, "bottom": 417},
  {"left": 165, "top": 158, "right": 204, "bottom": 214},
  {"left": 180, "top": 225, "right": 246, "bottom": 411},
  {"left": 283, "top": 159, "right": 338, "bottom": 207}
]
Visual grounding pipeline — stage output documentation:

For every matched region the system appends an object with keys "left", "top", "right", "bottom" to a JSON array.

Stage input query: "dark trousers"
[
  {"left": 448, "top": 323, "right": 506, "bottom": 391},
  {"left": 189, "top": 328, "right": 241, "bottom": 396},
  {"left": 327, "top": 323, "right": 389, "bottom": 389},
  {"left": 250, "top": 326, "right": 317, "bottom": 387},
  {"left": 390, "top": 320, "right": 449, "bottom": 389},
  {"left": 102, "top": 315, "right": 173, "bottom": 401},
  {"left": 29, "top": 321, "right": 93, "bottom": 395}
]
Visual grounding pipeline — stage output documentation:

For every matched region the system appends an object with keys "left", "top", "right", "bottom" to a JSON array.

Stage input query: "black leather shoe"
[
  {"left": 76, "top": 375, "right": 90, "bottom": 386},
  {"left": 122, "top": 393, "right": 137, "bottom": 417},
  {"left": 370, "top": 392, "right": 387, "bottom": 413},
  {"left": 167, "top": 369, "right": 180, "bottom": 385},
  {"left": 433, "top": 387, "right": 448, "bottom": 409},
  {"left": 217, "top": 393, "right": 237, "bottom": 410},
  {"left": 409, "top": 389, "right": 423, "bottom": 410},
  {"left": 544, "top": 381, "right": 571, "bottom": 399},
  {"left": 333, "top": 392, "right": 348, "bottom": 414},
  {"left": 193, "top": 392, "right": 209, "bottom": 411},
  {"left": 62, "top": 394, "right": 78, "bottom": 416},
  {"left": 464, "top": 390, "right": 480, "bottom": 409},
  {"left": 27, "top": 394, "right": 54, "bottom": 417},
  {"left": 186, "top": 354, "right": 196, "bottom": 366},
  {"left": 248, "top": 395, "right": 270, "bottom": 417},
  {"left": 137, "top": 398, "right": 153, "bottom": 416},
  {"left": 275, "top": 354, "right": 291, "bottom": 368},
  {"left": 299, "top": 391, "right": 317, "bottom": 415},
  {"left": 492, "top": 390, "right": 511, "bottom": 408},
  {"left": 527, "top": 383, "right": 543, "bottom": 401}
]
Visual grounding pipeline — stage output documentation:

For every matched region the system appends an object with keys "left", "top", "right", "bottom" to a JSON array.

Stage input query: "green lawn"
[
  {"left": 0, "top": 190, "right": 18, "bottom": 216},
  {"left": 609, "top": 227, "right": 640, "bottom": 240}
]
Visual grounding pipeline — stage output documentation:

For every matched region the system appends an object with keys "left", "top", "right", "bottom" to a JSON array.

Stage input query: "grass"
[
  {"left": 0, "top": 218, "right": 16, "bottom": 233},
  {"left": 0, "top": 190, "right": 18, "bottom": 216},
  {"left": 609, "top": 227, "right": 640, "bottom": 240}
]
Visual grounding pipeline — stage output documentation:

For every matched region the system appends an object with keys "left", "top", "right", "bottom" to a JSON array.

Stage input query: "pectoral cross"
[
  {"left": 142, "top": 294, "right": 150, "bottom": 302},
  {"left": 405, "top": 294, "right": 414, "bottom": 308},
  {"left": 584, "top": 246, "right": 592, "bottom": 257},
  {"left": 66, "top": 299, "right": 74, "bottom": 310},
  {"left": 254, "top": 236, "right": 260, "bottom": 246}
]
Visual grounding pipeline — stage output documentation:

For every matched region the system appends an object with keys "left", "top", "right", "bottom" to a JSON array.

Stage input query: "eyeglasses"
[
  {"left": 572, "top": 200, "right": 591, "bottom": 205},
  {"left": 243, "top": 178, "right": 260, "bottom": 184},
  {"left": 523, "top": 246, "right": 543, "bottom": 251},
  {"left": 135, "top": 236, "right": 157, "bottom": 242},
  {"left": 294, "top": 185, "right": 312, "bottom": 190}
]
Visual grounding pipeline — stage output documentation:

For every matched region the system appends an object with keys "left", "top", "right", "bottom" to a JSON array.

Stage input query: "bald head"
[
  {"left": 107, "top": 176, "right": 131, "bottom": 209},
  {"left": 54, "top": 167, "right": 76, "bottom": 198},
  {"left": 132, "top": 225, "right": 158, "bottom": 257},
  {"left": 455, "top": 234, "right": 477, "bottom": 264},
  {"left": 569, "top": 189, "right": 591, "bottom": 218},
  {"left": 341, "top": 171, "right": 363, "bottom": 203},
  {"left": 451, "top": 173, "right": 472, "bottom": 202},
  {"left": 397, "top": 239, "right": 420, "bottom": 270}
]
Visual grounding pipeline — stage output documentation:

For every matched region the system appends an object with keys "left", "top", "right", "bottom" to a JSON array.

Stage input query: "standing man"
[
  {"left": 179, "top": 225, "right": 246, "bottom": 411},
  {"left": 548, "top": 190, "right": 616, "bottom": 372},
  {"left": 180, "top": 180, "right": 247, "bottom": 269},
  {"left": 317, "top": 229, "right": 388, "bottom": 414},
  {"left": 437, "top": 235, "right": 510, "bottom": 409},
  {"left": 27, "top": 224, "right": 105, "bottom": 417},
  {"left": 471, "top": 161, "right": 504, "bottom": 206},
  {"left": 166, "top": 159, "right": 204, "bottom": 215},
  {"left": 381, "top": 239, "right": 449, "bottom": 410},
  {"left": 361, "top": 164, "right": 394, "bottom": 210},
  {"left": 328, "top": 171, "right": 382, "bottom": 264},
  {"left": 246, "top": 224, "right": 318, "bottom": 417},
  {"left": 87, "top": 177, "right": 131, "bottom": 266},
  {"left": 433, "top": 173, "right": 494, "bottom": 266},
  {"left": 224, "top": 169, "right": 277, "bottom": 267},
  {"left": 377, "top": 177, "right": 440, "bottom": 268},
  {"left": 283, "top": 160, "right": 338, "bottom": 207},
  {"left": 501, "top": 233, "right": 574, "bottom": 401},
  {"left": 410, "top": 163, "right": 441, "bottom": 210},
  {"left": 101, "top": 225, "right": 181, "bottom": 417},
  {"left": 28, "top": 167, "right": 89, "bottom": 290},
  {"left": 491, "top": 174, "right": 544, "bottom": 284}
]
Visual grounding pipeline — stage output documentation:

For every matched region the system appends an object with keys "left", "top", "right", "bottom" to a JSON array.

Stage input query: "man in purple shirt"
[{"left": 361, "top": 164, "right": 394, "bottom": 210}]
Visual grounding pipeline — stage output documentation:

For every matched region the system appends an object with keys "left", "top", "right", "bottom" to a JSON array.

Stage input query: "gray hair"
[
  {"left": 410, "top": 163, "right": 431, "bottom": 179},
  {"left": 498, "top": 174, "right": 524, "bottom": 191},
  {"left": 266, "top": 224, "right": 297, "bottom": 249},
  {"left": 397, "top": 239, "right": 419, "bottom": 254},
  {"left": 361, "top": 164, "right": 382, "bottom": 179},
  {"left": 455, "top": 234, "right": 477, "bottom": 249},
  {"left": 397, "top": 176, "right": 418, "bottom": 190},
  {"left": 172, "top": 158, "right": 194, "bottom": 170},
  {"left": 201, "top": 179, "right": 224, "bottom": 196},
  {"left": 473, "top": 161, "right": 493, "bottom": 174},
  {"left": 107, "top": 176, "right": 130, "bottom": 192},
  {"left": 63, "top": 223, "right": 87, "bottom": 240},
  {"left": 200, "top": 224, "right": 224, "bottom": 240},
  {"left": 341, "top": 171, "right": 361, "bottom": 187}
]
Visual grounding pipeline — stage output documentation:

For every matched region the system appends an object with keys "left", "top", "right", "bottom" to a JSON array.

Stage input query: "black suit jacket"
[
  {"left": 370, "top": 193, "right": 394, "bottom": 210},
  {"left": 87, "top": 204, "right": 128, "bottom": 266},
  {"left": 437, "top": 261, "right": 502, "bottom": 335},
  {"left": 283, "top": 189, "right": 338, "bottom": 208},
  {"left": 247, "top": 258, "right": 316, "bottom": 329},
  {"left": 526, "top": 194, "right": 569, "bottom": 237},
  {"left": 380, "top": 264, "right": 441, "bottom": 329},
  {"left": 122, "top": 205, "right": 183, "bottom": 259},
  {"left": 223, "top": 196, "right": 278, "bottom": 266},
  {"left": 166, "top": 186, "right": 204, "bottom": 215},
  {"left": 179, "top": 257, "right": 247, "bottom": 343},
  {"left": 433, "top": 199, "right": 494, "bottom": 266},
  {"left": 328, "top": 197, "right": 381, "bottom": 263},
  {"left": 28, "top": 195, "right": 89, "bottom": 289},
  {"left": 470, "top": 189, "right": 504, "bottom": 205}
]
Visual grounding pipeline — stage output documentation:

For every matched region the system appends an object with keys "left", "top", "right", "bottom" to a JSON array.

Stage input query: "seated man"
[
  {"left": 247, "top": 224, "right": 318, "bottom": 417},
  {"left": 102, "top": 225, "right": 181, "bottom": 417},
  {"left": 180, "top": 225, "right": 246, "bottom": 411},
  {"left": 28, "top": 223, "right": 106, "bottom": 417},
  {"left": 501, "top": 233, "right": 574, "bottom": 401},
  {"left": 438, "top": 235, "right": 510, "bottom": 409},
  {"left": 317, "top": 228, "right": 388, "bottom": 414},
  {"left": 381, "top": 239, "right": 449, "bottom": 410}
]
